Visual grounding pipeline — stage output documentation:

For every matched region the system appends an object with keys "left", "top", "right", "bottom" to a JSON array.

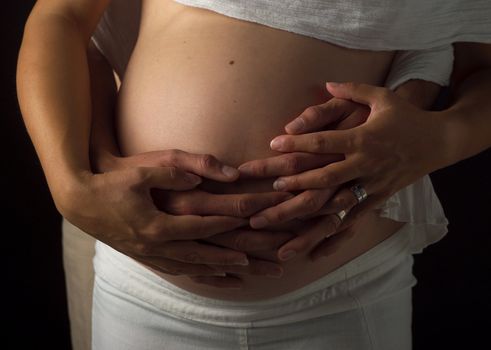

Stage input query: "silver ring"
[
  {"left": 350, "top": 184, "right": 368, "bottom": 204},
  {"left": 334, "top": 209, "right": 347, "bottom": 222}
]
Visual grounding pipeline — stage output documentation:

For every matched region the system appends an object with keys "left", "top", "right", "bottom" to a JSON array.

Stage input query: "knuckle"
[
  {"left": 199, "top": 154, "right": 217, "bottom": 170},
  {"left": 233, "top": 234, "right": 250, "bottom": 251},
  {"left": 293, "top": 238, "right": 310, "bottom": 253},
  {"left": 351, "top": 129, "right": 365, "bottom": 149},
  {"left": 327, "top": 215, "right": 340, "bottom": 230},
  {"left": 271, "top": 208, "right": 288, "bottom": 223},
  {"left": 167, "top": 195, "right": 194, "bottom": 215},
  {"left": 345, "top": 133, "right": 357, "bottom": 151},
  {"left": 301, "top": 194, "right": 323, "bottom": 211},
  {"left": 311, "top": 134, "right": 327, "bottom": 152},
  {"left": 193, "top": 217, "right": 207, "bottom": 237},
  {"left": 134, "top": 242, "right": 152, "bottom": 256},
  {"left": 284, "top": 155, "right": 300, "bottom": 174},
  {"left": 142, "top": 218, "right": 166, "bottom": 241},
  {"left": 330, "top": 98, "right": 350, "bottom": 111},
  {"left": 164, "top": 149, "right": 181, "bottom": 165},
  {"left": 318, "top": 170, "right": 334, "bottom": 186},
  {"left": 252, "top": 162, "right": 267, "bottom": 177},
  {"left": 128, "top": 167, "right": 147, "bottom": 186},
  {"left": 304, "top": 105, "right": 323, "bottom": 121},
  {"left": 344, "top": 82, "right": 357, "bottom": 91},
  {"left": 287, "top": 176, "right": 300, "bottom": 189},
  {"left": 234, "top": 197, "right": 253, "bottom": 217},
  {"left": 334, "top": 195, "right": 350, "bottom": 209}
]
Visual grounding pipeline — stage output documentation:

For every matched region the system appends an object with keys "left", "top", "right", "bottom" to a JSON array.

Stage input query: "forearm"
[
  {"left": 394, "top": 79, "right": 441, "bottom": 110},
  {"left": 434, "top": 43, "right": 491, "bottom": 167},
  {"left": 440, "top": 68, "right": 491, "bottom": 166},
  {"left": 16, "top": 1, "right": 109, "bottom": 212},
  {"left": 87, "top": 41, "right": 120, "bottom": 172},
  {"left": 386, "top": 46, "right": 454, "bottom": 109},
  {"left": 17, "top": 12, "right": 92, "bottom": 198}
]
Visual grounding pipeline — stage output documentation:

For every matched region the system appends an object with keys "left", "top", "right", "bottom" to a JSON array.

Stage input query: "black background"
[{"left": 4, "top": 2, "right": 490, "bottom": 349}]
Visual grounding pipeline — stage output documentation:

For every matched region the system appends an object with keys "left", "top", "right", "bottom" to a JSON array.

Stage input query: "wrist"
[
  {"left": 431, "top": 107, "right": 469, "bottom": 169},
  {"left": 48, "top": 169, "right": 94, "bottom": 218}
]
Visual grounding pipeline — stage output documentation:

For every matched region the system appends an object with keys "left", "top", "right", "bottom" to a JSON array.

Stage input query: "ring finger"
[
  {"left": 249, "top": 188, "right": 337, "bottom": 228},
  {"left": 299, "top": 181, "right": 372, "bottom": 219},
  {"left": 276, "top": 214, "right": 343, "bottom": 261}
]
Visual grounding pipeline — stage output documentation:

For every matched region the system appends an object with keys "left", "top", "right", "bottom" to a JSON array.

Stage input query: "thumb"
[
  {"left": 140, "top": 166, "right": 202, "bottom": 191},
  {"left": 326, "top": 82, "right": 385, "bottom": 108}
]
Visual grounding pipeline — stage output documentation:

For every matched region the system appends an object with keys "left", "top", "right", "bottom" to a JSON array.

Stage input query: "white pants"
[
  {"left": 93, "top": 277, "right": 412, "bottom": 350},
  {"left": 92, "top": 223, "right": 416, "bottom": 349},
  {"left": 62, "top": 219, "right": 96, "bottom": 350}
]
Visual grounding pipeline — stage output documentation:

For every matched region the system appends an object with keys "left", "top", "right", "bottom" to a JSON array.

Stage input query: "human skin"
[
  {"left": 113, "top": 0, "right": 414, "bottom": 300},
  {"left": 17, "top": 0, "right": 302, "bottom": 285},
  {"left": 87, "top": 38, "right": 440, "bottom": 289},
  {"left": 238, "top": 43, "right": 491, "bottom": 260},
  {"left": 20, "top": 0, "right": 491, "bottom": 298}
]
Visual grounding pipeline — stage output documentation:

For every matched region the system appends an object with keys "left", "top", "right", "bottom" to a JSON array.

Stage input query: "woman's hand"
[
  {"left": 62, "top": 149, "right": 293, "bottom": 288},
  {"left": 238, "top": 96, "right": 369, "bottom": 229},
  {"left": 238, "top": 81, "right": 448, "bottom": 261},
  {"left": 269, "top": 82, "right": 446, "bottom": 216}
]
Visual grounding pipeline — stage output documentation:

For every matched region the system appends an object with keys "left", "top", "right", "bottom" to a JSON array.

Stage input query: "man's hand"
[{"left": 74, "top": 148, "right": 295, "bottom": 288}]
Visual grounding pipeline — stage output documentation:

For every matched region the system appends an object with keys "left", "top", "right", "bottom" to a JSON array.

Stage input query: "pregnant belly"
[{"left": 115, "top": 0, "right": 405, "bottom": 300}]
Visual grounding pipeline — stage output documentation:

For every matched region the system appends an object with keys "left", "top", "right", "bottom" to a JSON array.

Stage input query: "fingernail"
[
  {"left": 326, "top": 81, "right": 340, "bottom": 87},
  {"left": 235, "top": 258, "right": 249, "bottom": 266},
  {"left": 250, "top": 216, "right": 268, "bottom": 228},
  {"left": 270, "top": 138, "right": 283, "bottom": 150},
  {"left": 222, "top": 165, "right": 239, "bottom": 178},
  {"left": 279, "top": 250, "right": 296, "bottom": 261},
  {"left": 285, "top": 118, "right": 304, "bottom": 133},
  {"left": 273, "top": 179, "right": 286, "bottom": 191},
  {"left": 213, "top": 272, "right": 227, "bottom": 276},
  {"left": 185, "top": 173, "right": 202, "bottom": 184}
]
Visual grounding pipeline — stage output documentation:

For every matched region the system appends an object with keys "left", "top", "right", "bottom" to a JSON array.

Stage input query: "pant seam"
[
  {"left": 238, "top": 327, "right": 248, "bottom": 350},
  {"left": 344, "top": 269, "right": 377, "bottom": 350}
]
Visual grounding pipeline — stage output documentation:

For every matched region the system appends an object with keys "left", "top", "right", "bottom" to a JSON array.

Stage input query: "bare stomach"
[{"left": 116, "top": 0, "right": 406, "bottom": 300}]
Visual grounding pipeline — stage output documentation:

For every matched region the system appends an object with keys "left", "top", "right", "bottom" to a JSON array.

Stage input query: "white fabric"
[
  {"left": 91, "top": 0, "right": 140, "bottom": 79},
  {"left": 93, "top": 274, "right": 413, "bottom": 349},
  {"left": 384, "top": 45, "right": 455, "bottom": 90},
  {"left": 93, "top": 222, "right": 416, "bottom": 328},
  {"left": 89, "top": 0, "right": 491, "bottom": 256},
  {"left": 173, "top": 0, "right": 491, "bottom": 50}
]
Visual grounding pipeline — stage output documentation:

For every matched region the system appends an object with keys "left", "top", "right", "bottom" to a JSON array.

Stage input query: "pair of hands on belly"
[
  {"left": 238, "top": 81, "right": 446, "bottom": 261},
  {"left": 89, "top": 81, "right": 443, "bottom": 289}
]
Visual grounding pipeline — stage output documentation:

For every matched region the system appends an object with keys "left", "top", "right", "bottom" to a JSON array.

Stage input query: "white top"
[
  {"left": 173, "top": 0, "right": 491, "bottom": 50},
  {"left": 91, "top": 0, "right": 490, "bottom": 254}
]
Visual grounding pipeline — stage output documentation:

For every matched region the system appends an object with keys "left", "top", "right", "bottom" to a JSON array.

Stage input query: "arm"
[
  {"left": 440, "top": 43, "right": 491, "bottom": 167},
  {"left": 16, "top": 0, "right": 110, "bottom": 208},
  {"left": 255, "top": 43, "right": 491, "bottom": 260},
  {"left": 15, "top": 0, "right": 256, "bottom": 280},
  {"left": 86, "top": 40, "right": 120, "bottom": 171},
  {"left": 86, "top": 42, "right": 293, "bottom": 284},
  {"left": 17, "top": 1, "right": 289, "bottom": 286}
]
